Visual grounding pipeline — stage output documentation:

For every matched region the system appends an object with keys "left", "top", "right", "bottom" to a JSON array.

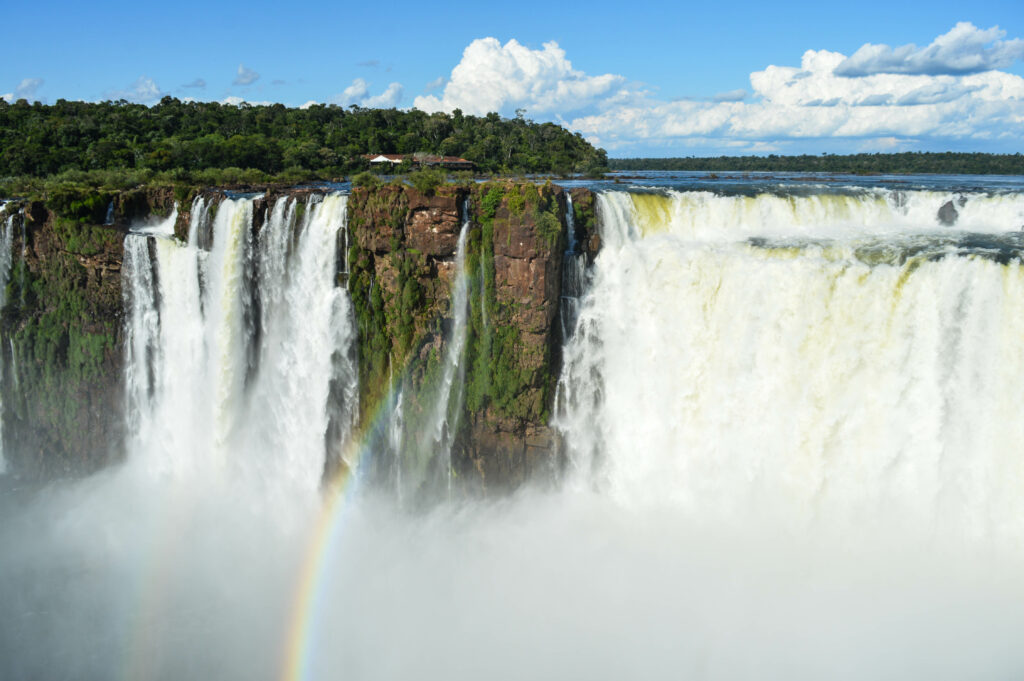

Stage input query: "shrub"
[
  {"left": 408, "top": 168, "right": 445, "bottom": 196},
  {"left": 352, "top": 171, "right": 380, "bottom": 189}
]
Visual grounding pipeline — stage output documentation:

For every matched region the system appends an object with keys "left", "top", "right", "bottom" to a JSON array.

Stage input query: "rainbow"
[{"left": 279, "top": 380, "right": 403, "bottom": 681}]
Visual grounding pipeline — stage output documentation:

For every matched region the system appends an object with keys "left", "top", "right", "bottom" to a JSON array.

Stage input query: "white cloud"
[
  {"left": 413, "top": 37, "right": 623, "bottom": 116},
  {"left": 220, "top": 96, "right": 273, "bottom": 106},
  {"left": 565, "top": 24, "right": 1024, "bottom": 153},
  {"left": 329, "top": 78, "right": 403, "bottom": 108},
  {"left": 331, "top": 78, "right": 369, "bottom": 106},
  {"left": 233, "top": 64, "right": 260, "bottom": 86},
  {"left": 398, "top": 28, "right": 1024, "bottom": 153},
  {"left": 836, "top": 22, "right": 1024, "bottom": 77},
  {"left": 363, "top": 82, "right": 403, "bottom": 108},
  {"left": 300, "top": 100, "right": 319, "bottom": 109},
  {"left": 105, "top": 76, "right": 164, "bottom": 104},
  {"left": 858, "top": 136, "right": 915, "bottom": 152},
  {"left": 2, "top": 77, "right": 45, "bottom": 102},
  {"left": 424, "top": 76, "right": 445, "bottom": 92},
  {"left": 182, "top": 78, "right": 206, "bottom": 89}
]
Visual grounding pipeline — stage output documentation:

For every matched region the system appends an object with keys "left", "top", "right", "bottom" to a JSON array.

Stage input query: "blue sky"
[{"left": 2, "top": 0, "right": 1023, "bottom": 156}]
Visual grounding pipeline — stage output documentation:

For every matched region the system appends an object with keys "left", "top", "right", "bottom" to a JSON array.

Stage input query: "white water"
[
  {"left": 0, "top": 193, "right": 357, "bottom": 679},
  {"left": 560, "top": 193, "right": 586, "bottom": 339},
  {"left": 558, "top": 191, "right": 1024, "bottom": 539},
  {"left": 122, "top": 194, "right": 356, "bottom": 495},
  {"left": 617, "top": 188, "right": 1024, "bottom": 242},
  {"left": 429, "top": 201, "right": 471, "bottom": 489},
  {"left": 0, "top": 214, "right": 14, "bottom": 474},
  {"left": 5, "top": 186, "right": 1024, "bottom": 680},
  {"left": 393, "top": 201, "right": 472, "bottom": 498}
]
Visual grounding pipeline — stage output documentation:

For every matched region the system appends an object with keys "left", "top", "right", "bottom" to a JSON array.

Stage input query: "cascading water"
[
  {"left": 0, "top": 213, "right": 15, "bottom": 474},
  {"left": 390, "top": 200, "right": 472, "bottom": 500},
  {"left": 559, "top": 193, "right": 586, "bottom": 340},
  {"left": 7, "top": 180, "right": 1024, "bottom": 681},
  {"left": 557, "top": 188, "right": 1024, "bottom": 539},
  {"left": 122, "top": 193, "right": 357, "bottom": 494},
  {"left": 432, "top": 200, "right": 472, "bottom": 492}
]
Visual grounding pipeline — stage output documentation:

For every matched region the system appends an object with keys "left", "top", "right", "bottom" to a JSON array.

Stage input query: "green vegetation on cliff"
[
  {"left": 346, "top": 182, "right": 565, "bottom": 436},
  {"left": 0, "top": 205, "right": 124, "bottom": 475},
  {"left": 610, "top": 152, "right": 1024, "bottom": 175},
  {"left": 0, "top": 97, "right": 608, "bottom": 180},
  {"left": 462, "top": 182, "right": 563, "bottom": 426}
]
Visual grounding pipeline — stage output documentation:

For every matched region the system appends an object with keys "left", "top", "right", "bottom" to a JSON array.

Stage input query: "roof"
[
  {"left": 366, "top": 154, "right": 405, "bottom": 163},
  {"left": 362, "top": 153, "right": 474, "bottom": 166}
]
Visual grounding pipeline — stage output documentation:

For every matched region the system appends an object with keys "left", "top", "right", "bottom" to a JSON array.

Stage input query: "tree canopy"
[
  {"left": 0, "top": 97, "right": 608, "bottom": 179},
  {"left": 610, "top": 153, "right": 1024, "bottom": 175}
]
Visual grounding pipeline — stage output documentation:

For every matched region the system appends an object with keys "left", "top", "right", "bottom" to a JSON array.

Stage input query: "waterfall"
[
  {"left": 9, "top": 182, "right": 1024, "bottom": 681},
  {"left": 390, "top": 385, "right": 405, "bottom": 502},
  {"left": 392, "top": 199, "right": 472, "bottom": 500},
  {"left": 17, "top": 210, "right": 26, "bottom": 306},
  {"left": 0, "top": 214, "right": 14, "bottom": 474},
  {"left": 121, "top": 193, "right": 357, "bottom": 493},
  {"left": 560, "top": 193, "right": 586, "bottom": 340},
  {"left": 615, "top": 187, "right": 1024, "bottom": 241},
  {"left": 556, "top": 188, "right": 1024, "bottom": 540},
  {"left": 435, "top": 200, "right": 472, "bottom": 492},
  {"left": 479, "top": 242, "right": 488, "bottom": 330}
]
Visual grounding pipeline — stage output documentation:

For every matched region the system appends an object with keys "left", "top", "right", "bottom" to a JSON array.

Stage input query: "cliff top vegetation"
[
  {"left": 0, "top": 97, "right": 609, "bottom": 184},
  {"left": 611, "top": 152, "right": 1024, "bottom": 175}
]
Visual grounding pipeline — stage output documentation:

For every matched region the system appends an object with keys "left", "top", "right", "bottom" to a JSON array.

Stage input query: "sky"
[{"left": 2, "top": 0, "right": 1023, "bottom": 157}]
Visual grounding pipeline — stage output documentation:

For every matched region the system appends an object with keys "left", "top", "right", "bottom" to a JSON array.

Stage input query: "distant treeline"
[
  {"left": 610, "top": 152, "right": 1024, "bottom": 175},
  {"left": 0, "top": 97, "right": 608, "bottom": 179}
]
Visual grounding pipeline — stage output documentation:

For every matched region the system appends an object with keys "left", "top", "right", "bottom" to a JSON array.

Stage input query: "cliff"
[
  {"left": 0, "top": 187, "right": 176, "bottom": 476},
  {"left": 0, "top": 181, "right": 600, "bottom": 490},
  {"left": 346, "top": 182, "right": 599, "bottom": 492}
]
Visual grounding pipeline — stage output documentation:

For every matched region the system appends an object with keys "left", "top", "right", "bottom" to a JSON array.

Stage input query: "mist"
[
  {"left": 6, "top": 185, "right": 1024, "bottom": 680},
  {"left": 3, "top": 471, "right": 1024, "bottom": 681}
]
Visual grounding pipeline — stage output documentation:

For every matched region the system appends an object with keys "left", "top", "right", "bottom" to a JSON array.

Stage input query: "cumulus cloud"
[
  {"left": 220, "top": 96, "right": 273, "bottom": 106},
  {"left": 328, "top": 78, "right": 403, "bottom": 108},
  {"left": 836, "top": 22, "right": 1024, "bottom": 77},
  {"left": 363, "top": 82, "right": 403, "bottom": 108},
  {"left": 105, "top": 76, "right": 164, "bottom": 104},
  {"left": 2, "top": 77, "right": 45, "bottom": 102},
  {"left": 182, "top": 78, "right": 206, "bottom": 89},
  {"left": 424, "top": 76, "right": 445, "bottom": 92},
  {"left": 233, "top": 64, "right": 260, "bottom": 86},
  {"left": 402, "top": 28, "right": 1023, "bottom": 153},
  {"left": 413, "top": 37, "right": 624, "bottom": 116},
  {"left": 331, "top": 78, "right": 368, "bottom": 105},
  {"left": 562, "top": 23, "right": 1024, "bottom": 153}
]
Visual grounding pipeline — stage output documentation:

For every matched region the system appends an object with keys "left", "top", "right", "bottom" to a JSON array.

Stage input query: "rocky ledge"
[{"left": 0, "top": 182, "right": 600, "bottom": 490}]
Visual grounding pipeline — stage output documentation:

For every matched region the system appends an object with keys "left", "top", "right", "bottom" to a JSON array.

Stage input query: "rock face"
[
  {"left": 0, "top": 181, "right": 598, "bottom": 490},
  {"left": 347, "top": 182, "right": 594, "bottom": 492},
  {"left": 0, "top": 186, "right": 180, "bottom": 477}
]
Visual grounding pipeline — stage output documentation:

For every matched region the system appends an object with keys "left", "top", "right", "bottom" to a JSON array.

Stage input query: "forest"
[
  {"left": 0, "top": 97, "right": 609, "bottom": 181},
  {"left": 610, "top": 152, "right": 1024, "bottom": 175}
]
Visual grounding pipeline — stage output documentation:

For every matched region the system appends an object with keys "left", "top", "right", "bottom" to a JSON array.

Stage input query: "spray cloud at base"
[{"left": 3, "top": 180, "right": 1024, "bottom": 680}]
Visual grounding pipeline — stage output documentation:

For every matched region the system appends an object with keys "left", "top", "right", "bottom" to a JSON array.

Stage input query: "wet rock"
[{"left": 938, "top": 200, "right": 959, "bottom": 226}]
